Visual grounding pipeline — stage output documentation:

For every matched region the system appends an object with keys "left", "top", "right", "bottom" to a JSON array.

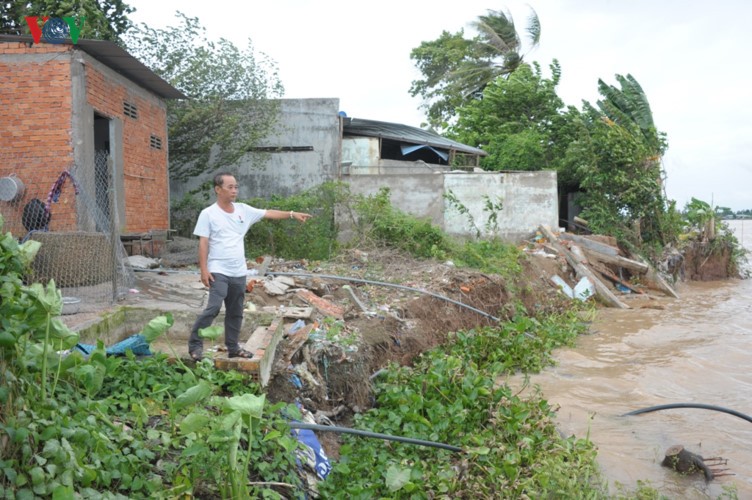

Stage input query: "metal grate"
[{"left": 0, "top": 150, "right": 134, "bottom": 314}]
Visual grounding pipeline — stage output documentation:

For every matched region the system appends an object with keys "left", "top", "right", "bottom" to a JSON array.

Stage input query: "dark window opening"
[
  {"left": 380, "top": 138, "right": 449, "bottom": 165},
  {"left": 150, "top": 135, "right": 162, "bottom": 150}
]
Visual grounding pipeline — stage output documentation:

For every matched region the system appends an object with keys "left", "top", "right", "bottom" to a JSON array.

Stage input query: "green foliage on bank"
[
  {"left": 320, "top": 312, "right": 603, "bottom": 498},
  {"left": 243, "top": 182, "right": 348, "bottom": 261}
]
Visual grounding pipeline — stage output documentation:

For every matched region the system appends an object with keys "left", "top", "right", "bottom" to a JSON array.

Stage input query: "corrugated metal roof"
[
  {"left": 343, "top": 117, "right": 486, "bottom": 156},
  {"left": 0, "top": 35, "right": 186, "bottom": 100}
]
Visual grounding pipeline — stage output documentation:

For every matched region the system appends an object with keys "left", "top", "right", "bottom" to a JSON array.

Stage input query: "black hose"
[
  {"left": 268, "top": 271, "right": 500, "bottom": 322},
  {"left": 288, "top": 422, "right": 463, "bottom": 453},
  {"left": 623, "top": 403, "right": 752, "bottom": 424}
]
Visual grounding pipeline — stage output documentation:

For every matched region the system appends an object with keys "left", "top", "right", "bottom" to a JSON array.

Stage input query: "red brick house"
[{"left": 0, "top": 34, "right": 185, "bottom": 239}]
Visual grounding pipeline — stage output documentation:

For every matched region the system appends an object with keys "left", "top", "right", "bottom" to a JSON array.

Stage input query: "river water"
[{"left": 511, "top": 220, "right": 752, "bottom": 498}]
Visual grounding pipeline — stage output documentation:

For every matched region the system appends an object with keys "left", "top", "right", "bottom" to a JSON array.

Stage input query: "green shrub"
[
  {"left": 243, "top": 181, "right": 347, "bottom": 261},
  {"left": 351, "top": 187, "right": 453, "bottom": 259},
  {"left": 170, "top": 187, "right": 213, "bottom": 238}
]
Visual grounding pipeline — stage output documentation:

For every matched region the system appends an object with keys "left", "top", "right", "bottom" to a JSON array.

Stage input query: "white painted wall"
[
  {"left": 443, "top": 171, "right": 559, "bottom": 241},
  {"left": 343, "top": 170, "right": 558, "bottom": 243}
]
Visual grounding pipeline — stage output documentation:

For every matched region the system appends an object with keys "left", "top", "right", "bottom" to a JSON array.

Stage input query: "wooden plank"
[
  {"left": 275, "top": 323, "right": 315, "bottom": 371},
  {"left": 296, "top": 289, "right": 345, "bottom": 319},
  {"left": 559, "top": 233, "right": 620, "bottom": 256},
  {"left": 540, "top": 226, "right": 630, "bottom": 309},
  {"left": 596, "top": 266, "right": 645, "bottom": 295},
  {"left": 583, "top": 248, "right": 650, "bottom": 274}
]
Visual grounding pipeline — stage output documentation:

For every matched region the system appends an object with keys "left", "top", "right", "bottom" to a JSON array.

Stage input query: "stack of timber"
[{"left": 538, "top": 225, "right": 679, "bottom": 309}]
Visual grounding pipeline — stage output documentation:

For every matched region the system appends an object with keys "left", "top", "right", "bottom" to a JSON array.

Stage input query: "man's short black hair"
[{"left": 213, "top": 172, "right": 235, "bottom": 187}]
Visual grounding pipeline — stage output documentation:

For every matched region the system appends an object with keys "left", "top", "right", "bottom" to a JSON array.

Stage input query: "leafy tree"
[
  {"left": 410, "top": 6, "right": 540, "bottom": 129},
  {"left": 575, "top": 114, "right": 667, "bottom": 240},
  {"left": 447, "top": 58, "right": 676, "bottom": 247},
  {"left": 448, "top": 60, "right": 570, "bottom": 172},
  {"left": 715, "top": 206, "right": 733, "bottom": 219},
  {"left": 0, "top": 0, "right": 133, "bottom": 41},
  {"left": 125, "top": 13, "right": 284, "bottom": 181},
  {"left": 570, "top": 90, "right": 677, "bottom": 247}
]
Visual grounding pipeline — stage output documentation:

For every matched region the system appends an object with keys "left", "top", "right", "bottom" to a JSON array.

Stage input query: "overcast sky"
[{"left": 126, "top": 0, "right": 752, "bottom": 211}]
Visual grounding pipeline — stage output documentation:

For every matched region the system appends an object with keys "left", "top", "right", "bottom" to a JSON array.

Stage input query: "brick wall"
[
  {"left": 0, "top": 42, "right": 75, "bottom": 236},
  {"left": 85, "top": 62, "right": 169, "bottom": 233},
  {"left": 0, "top": 40, "right": 169, "bottom": 238}
]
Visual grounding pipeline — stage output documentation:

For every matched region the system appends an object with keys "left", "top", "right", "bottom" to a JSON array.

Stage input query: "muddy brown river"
[{"left": 509, "top": 220, "right": 752, "bottom": 498}]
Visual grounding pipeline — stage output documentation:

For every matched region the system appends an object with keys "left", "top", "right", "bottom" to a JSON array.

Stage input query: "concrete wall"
[
  {"left": 443, "top": 171, "right": 558, "bottom": 242},
  {"left": 165, "top": 97, "right": 558, "bottom": 243},
  {"left": 170, "top": 98, "right": 342, "bottom": 202},
  {"left": 342, "top": 170, "right": 558, "bottom": 243}
]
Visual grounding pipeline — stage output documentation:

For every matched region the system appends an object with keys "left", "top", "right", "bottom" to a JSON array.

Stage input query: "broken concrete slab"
[
  {"left": 212, "top": 314, "right": 286, "bottom": 386},
  {"left": 263, "top": 278, "right": 290, "bottom": 295}
]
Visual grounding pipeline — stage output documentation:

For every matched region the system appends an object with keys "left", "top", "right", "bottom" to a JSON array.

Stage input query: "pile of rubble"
[
  {"left": 227, "top": 251, "right": 523, "bottom": 415},
  {"left": 526, "top": 225, "right": 679, "bottom": 309}
]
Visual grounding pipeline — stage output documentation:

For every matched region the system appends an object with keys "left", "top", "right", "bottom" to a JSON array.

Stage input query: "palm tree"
[
  {"left": 410, "top": 6, "right": 541, "bottom": 129},
  {"left": 453, "top": 7, "right": 542, "bottom": 99}
]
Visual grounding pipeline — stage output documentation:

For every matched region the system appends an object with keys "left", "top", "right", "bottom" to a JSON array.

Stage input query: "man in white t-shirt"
[{"left": 189, "top": 172, "right": 312, "bottom": 361}]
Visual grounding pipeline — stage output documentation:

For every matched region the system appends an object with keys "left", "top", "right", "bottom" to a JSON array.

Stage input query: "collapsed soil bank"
[{"left": 151, "top": 236, "right": 739, "bottom": 459}]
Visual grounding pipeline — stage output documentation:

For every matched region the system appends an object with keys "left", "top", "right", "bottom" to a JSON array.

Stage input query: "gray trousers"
[{"left": 188, "top": 273, "right": 246, "bottom": 354}]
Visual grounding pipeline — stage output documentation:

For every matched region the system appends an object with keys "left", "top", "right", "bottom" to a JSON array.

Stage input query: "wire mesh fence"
[{"left": 0, "top": 150, "right": 134, "bottom": 313}]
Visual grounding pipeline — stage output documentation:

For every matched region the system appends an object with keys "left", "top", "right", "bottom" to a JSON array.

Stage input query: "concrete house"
[
  {"left": 341, "top": 116, "right": 559, "bottom": 242},
  {"left": 0, "top": 34, "right": 185, "bottom": 239}
]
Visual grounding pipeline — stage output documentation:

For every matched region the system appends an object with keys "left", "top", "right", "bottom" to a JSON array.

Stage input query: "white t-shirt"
[{"left": 193, "top": 202, "right": 266, "bottom": 277}]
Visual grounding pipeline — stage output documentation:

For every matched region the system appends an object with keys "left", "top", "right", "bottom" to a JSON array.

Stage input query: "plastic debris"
[{"left": 573, "top": 277, "right": 595, "bottom": 301}]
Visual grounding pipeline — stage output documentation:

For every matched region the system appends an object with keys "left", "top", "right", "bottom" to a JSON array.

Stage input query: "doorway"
[{"left": 93, "top": 113, "right": 111, "bottom": 232}]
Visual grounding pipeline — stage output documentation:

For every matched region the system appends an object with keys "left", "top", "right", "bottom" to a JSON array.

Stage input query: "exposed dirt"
[
  {"left": 260, "top": 245, "right": 576, "bottom": 459},
  {"left": 680, "top": 242, "right": 734, "bottom": 281}
]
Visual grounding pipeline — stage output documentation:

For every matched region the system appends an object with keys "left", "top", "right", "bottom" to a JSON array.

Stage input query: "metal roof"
[
  {"left": 0, "top": 35, "right": 187, "bottom": 100},
  {"left": 343, "top": 117, "right": 486, "bottom": 156}
]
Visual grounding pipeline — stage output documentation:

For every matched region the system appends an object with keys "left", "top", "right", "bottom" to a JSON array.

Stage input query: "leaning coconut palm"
[
  {"left": 410, "top": 6, "right": 541, "bottom": 130},
  {"left": 460, "top": 7, "right": 541, "bottom": 96}
]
